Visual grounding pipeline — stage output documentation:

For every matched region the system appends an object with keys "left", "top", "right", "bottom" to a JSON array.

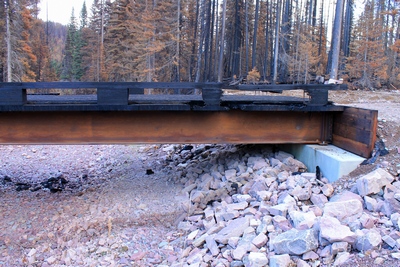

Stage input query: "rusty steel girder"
[{"left": 0, "top": 110, "right": 333, "bottom": 145}]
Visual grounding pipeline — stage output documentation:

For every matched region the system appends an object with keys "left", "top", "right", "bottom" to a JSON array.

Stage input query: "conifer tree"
[
  {"left": 61, "top": 9, "right": 84, "bottom": 81},
  {"left": 346, "top": 0, "right": 389, "bottom": 89}
]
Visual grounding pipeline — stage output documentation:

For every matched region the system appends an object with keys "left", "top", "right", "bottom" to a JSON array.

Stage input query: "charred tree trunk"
[
  {"left": 251, "top": 0, "right": 260, "bottom": 69},
  {"left": 272, "top": 1, "right": 281, "bottom": 84},
  {"left": 330, "top": 0, "right": 344, "bottom": 80},
  {"left": 218, "top": 0, "right": 227, "bottom": 82}
]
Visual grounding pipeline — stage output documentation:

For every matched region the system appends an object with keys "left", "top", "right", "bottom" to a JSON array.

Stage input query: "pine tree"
[
  {"left": 61, "top": 9, "right": 84, "bottom": 81},
  {"left": 346, "top": 0, "right": 389, "bottom": 89}
]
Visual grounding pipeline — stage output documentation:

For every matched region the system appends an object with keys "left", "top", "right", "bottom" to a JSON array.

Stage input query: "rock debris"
[{"left": 160, "top": 144, "right": 400, "bottom": 267}]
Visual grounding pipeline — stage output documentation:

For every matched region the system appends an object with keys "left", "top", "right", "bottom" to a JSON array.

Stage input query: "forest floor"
[{"left": 0, "top": 89, "right": 399, "bottom": 266}]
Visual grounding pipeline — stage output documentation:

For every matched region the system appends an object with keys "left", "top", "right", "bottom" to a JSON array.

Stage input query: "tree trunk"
[
  {"left": 176, "top": 0, "right": 181, "bottom": 82},
  {"left": 207, "top": 0, "right": 216, "bottom": 81},
  {"left": 245, "top": 0, "right": 249, "bottom": 74},
  {"left": 252, "top": 0, "right": 260, "bottom": 69},
  {"left": 272, "top": 1, "right": 281, "bottom": 84},
  {"left": 195, "top": 0, "right": 206, "bottom": 82},
  {"left": 6, "top": 0, "right": 12, "bottom": 82},
  {"left": 342, "top": 0, "right": 352, "bottom": 58},
  {"left": 218, "top": 0, "right": 227, "bottom": 82},
  {"left": 190, "top": 0, "right": 200, "bottom": 82},
  {"left": 214, "top": 0, "right": 219, "bottom": 79},
  {"left": 330, "top": 0, "right": 344, "bottom": 80},
  {"left": 262, "top": 0, "right": 269, "bottom": 80},
  {"left": 202, "top": 0, "right": 212, "bottom": 81}
]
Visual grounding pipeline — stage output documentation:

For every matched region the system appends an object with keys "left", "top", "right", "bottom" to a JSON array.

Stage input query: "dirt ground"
[{"left": 0, "top": 89, "right": 399, "bottom": 266}]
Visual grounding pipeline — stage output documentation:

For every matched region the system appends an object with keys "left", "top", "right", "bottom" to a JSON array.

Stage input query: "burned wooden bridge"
[{"left": 0, "top": 82, "right": 377, "bottom": 158}]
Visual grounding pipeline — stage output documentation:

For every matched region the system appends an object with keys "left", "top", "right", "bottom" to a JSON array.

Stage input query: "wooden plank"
[
  {"left": 332, "top": 134, "right": 371, "bottom": 159},
  {"left": 97, "top": 88, "right": 128, "bottom": 105},
  {"left": 332, "top": 107, "right": 377, "bottom": 158},
  {"left": 307, "top": 89, "right": 329, "bottom": 105},
  {"left": 0, "top": 88, "right": 27, "bottom": 105},
  {"left": 129, "top": 88, "right": 144, "bottom": 94},
  {"left": 237, "top": 83, "right": 347, "bottom": 91},
  {"left": 0, "top": 110, "right": 330, "bottom": 145},
  {"left": 202, "top": 86, "right": 222, "bottom": 106},
  {"left": 0, "top": 82, "right": 222, "bottom": 89},
  {"left": 333, "top": 122, "right": 373, "bottom": 145}
]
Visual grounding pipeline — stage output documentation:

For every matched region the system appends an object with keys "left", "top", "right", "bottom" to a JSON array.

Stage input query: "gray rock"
[
  {"left": 283, "top": 157, "right": 307, "bottom": 172},
  {"left": 323, "top": 191, "right": 363, "bottom": 223},
  {"left": 228, "top": 236, "right": 240, "bottom": 248},
  {"left": 322, "top": 184, "right": 334, "bottom": 197},
  {"left": 249, "top": 180, "right": 268, "bottom": 197},
  {"left": 356, "top": 168, "right": 395, "bottom": 196},
  {"left": 190, "top": 190, "right": 205, "bottom": 203},
  {"left": 255, "top": 190, "right": 272, "bottom": 201},
  {"left": 227, "top": 201, "right": 249, "bottom": 211},
  {"left": 382, "top": 235, "right": 397, "bottom": 248},
  {"left": 215, "top": 217, "right": 250, "bottom": 244},
  {"left": 274, "top": 151, "right": 294, "bottom": 162},
  {"left": 246, "top": 252, "right": 269, "bottom": 267},
  {"left": 319, "top": 245, "right": 332, "bottom": 258},
  {"left": 331, "top": 242, "right": 348, "bottom": 255},
  {"left": 205, "top": 235, "right": 219, "bottom": 256},
  {"left": 333, "top": 252, "right": 351, "bottom": 266},
  {"left": 364, "top": 196, "right": 378, "bottom": 212},
  {"left": 382, "top": 185, "right": 400, "bottom": 216},
  {"left": 270, "top": 228, "right": 319, "bottom": 255},
  {"left": 225, "top": 169, "right": 237, "bottom": 181},
  {"left": 392, "top": 252, "right": 400, "bottom": 259},
  {"left": 268, "top": 203, "right": 291, "bottom": 217},
  {"left": 310, "top": 194, "right": 328, "bottom": 208},
  {"left": 232, "top": 194, "right": 252, "bottom": 203},
  {"left": 220, "top": 209, "right": 240, "bottom": 221},
  {"left": 302, "top": 250, "right": 319, "bottom": 260},
  {"left": 296, "top": 259, "right": 311, "bottom": 267},
  {"left": 289, "top": 210, "right": 316, "bottom": 230},
  {"left": 232, "top": 243, "right": 251, "bottom": 261},
  {"left": 252, "top": 233, "right": 268, "bottom": 248},
  {"left": 291, "top": 185, "right": 312, "bottom": 201},
  {"left": 359, "top": 213, "right": 377, "bottom": 229},
  {"left": 230, "top": 261, "right": 245, "bottom": 267},
  {"left": 319, "top": 216, "right": 357, "bottom": 244},
  {"left": 253, "top": 159, "right": 269, "bottom": 170},
  {"left": 269, "top": 254, "right": 292, "bottom": 267},
  {"left": 355, "top": 229, "right": 382, "bottom": 252},
  {"left": 198, "top": 173, "right": 214, "bottom": 190},
  {"left": 192, "top": 233, "right": 209, "bottom": 247},
  {"left": 272, "top": 215, "right": 292, "bottom": 231},
  {"left": 278, "top": 192, "right": 297, "bottom": 205},
  {"left": 247, "top": 157, "right": 268, "bottom": 170},
  {"left": 277, "top": 171, "right": 289, "bottom": 182}
]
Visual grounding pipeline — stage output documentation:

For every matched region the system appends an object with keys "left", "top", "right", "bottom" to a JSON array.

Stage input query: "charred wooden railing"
[
  {"left": 0, "top": 82, "right": 346, "bottom": 108},
  {"left": 0, "top": 82, "right": 377, "bottom": 158}
]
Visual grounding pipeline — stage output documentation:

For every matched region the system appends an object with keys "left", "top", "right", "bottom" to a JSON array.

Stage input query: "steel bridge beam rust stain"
[{"left": 0, "top": 111, "right": 330, "bottom": 145}]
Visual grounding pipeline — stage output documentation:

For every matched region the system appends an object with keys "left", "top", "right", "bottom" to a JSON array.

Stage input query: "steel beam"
[{"left": 0, "top": 110, "right": 332, "bottom": 145}]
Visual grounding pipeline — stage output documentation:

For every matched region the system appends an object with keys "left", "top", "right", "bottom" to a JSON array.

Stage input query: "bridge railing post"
[
  {"left": 201, "top": 83, "right": 223, "bottom": 106},
  {"left": 0, "top": 88, "right": 27, "bottom": 105},
  {"left": 97, "top": 88, "right": 129, "bottom": 105}
]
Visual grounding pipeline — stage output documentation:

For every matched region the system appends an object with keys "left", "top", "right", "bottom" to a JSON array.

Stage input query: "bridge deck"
[
  {"left": 0, "top": 82, "right": 376, "bottom": 158},
  {"left": 1, "top": 93, "right": 344, "bottom": 112}
]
